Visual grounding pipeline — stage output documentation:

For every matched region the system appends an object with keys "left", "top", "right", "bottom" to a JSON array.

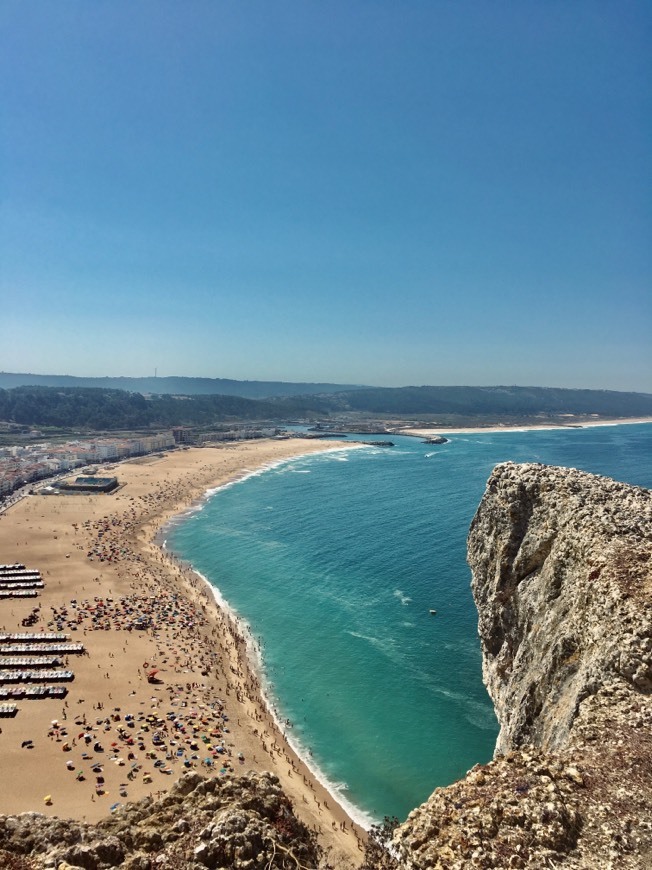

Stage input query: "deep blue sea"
[{"left": 166, "top": 423, "right": 652, "bottom": 825}]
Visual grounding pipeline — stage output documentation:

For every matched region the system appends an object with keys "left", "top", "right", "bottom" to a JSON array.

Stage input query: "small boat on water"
[{"left": 429, "top": 609, "right": 437, "bottom": 615}]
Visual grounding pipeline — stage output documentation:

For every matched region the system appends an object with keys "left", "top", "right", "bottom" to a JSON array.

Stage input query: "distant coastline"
[
  {"left": 400, "top": 417, "right": 652, "bottom": 437},
  {"left": 2, "top": 380, "right": 652, "bottom": 436}
]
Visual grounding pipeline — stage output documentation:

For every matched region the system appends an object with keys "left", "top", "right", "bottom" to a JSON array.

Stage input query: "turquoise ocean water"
[{"left": 166, "top": 423, "right": 652, "bottom": 825}]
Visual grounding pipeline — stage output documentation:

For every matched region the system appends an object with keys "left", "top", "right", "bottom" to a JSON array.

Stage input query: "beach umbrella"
[{"left": 43, "top": 795, "right": 52, "bottom": 804}]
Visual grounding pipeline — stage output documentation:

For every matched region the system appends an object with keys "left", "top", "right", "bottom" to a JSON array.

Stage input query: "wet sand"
[{"left": 0, "top": 440, "right": 365, "bottom": 867}]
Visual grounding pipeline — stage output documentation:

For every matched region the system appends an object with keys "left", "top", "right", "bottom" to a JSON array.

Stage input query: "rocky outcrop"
[
  {"left": 470, "top": 462, "right": 651, "bottom": 754},
  {"left": 0, "top": 772, "right": 324, "bottom": 869},
  {"left": 395, "top": 462, "right": 652, "bottom": 868}
]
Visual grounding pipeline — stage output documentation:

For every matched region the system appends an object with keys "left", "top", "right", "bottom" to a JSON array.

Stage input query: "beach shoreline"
[
  {"left": 0, "top": 440, "right": 367, "bottom": 867},
  {"left": 163, "top": 553, "right": 377, "bottom": 833},
  {"left": 400, "top": 416, "right": 652, "bottom": 437},
  {"left": 155, "top": 446, "right": 376, "bottom": 831}
]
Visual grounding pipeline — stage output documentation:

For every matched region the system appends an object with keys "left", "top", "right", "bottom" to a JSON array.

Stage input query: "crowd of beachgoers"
[{"left": 0, "top": 441, "right": 364, "bottom": 866}]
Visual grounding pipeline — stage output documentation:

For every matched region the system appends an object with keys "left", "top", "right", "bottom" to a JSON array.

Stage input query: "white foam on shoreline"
[
  {"left": 163, "top": 444, "right": 367, "bottom": 526},
  {"left": 168, "top": 559, "right": 376, "bottom": 830},
  {"left": 157, "top": 443, "right": 377, "bottom": 830}
]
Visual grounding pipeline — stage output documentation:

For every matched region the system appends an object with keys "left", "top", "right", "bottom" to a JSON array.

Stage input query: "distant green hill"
[
  {"left": 0, "top": 386, "right": 322, "bottom": 430},
  {"left": 326, "top": 385, "right": 652, "bottom": 417},
  {"left": 0, "top": 372, "right": 363, "bottom": 398}
]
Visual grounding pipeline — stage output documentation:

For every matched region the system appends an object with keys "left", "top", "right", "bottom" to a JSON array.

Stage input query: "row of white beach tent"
[
  {"left": 0, "top": 571, "right": 42, "bottom": 580},
  {"left": 0, "top": 632, "right": 70, "bottom": 642},
  {"left": 0, "top": 590, "right": 39, "bottom": 598},
  {"left": 0, "top": 685, "right": 67, "bottom": 700},
  {"left": 1, "top": 657, "right": 63, "bottom": 668},
  {"left": 0, "top": 669, "right": 74, "bottom": 682},
  {"left": 0, "top": 643, "right": 84, "bottom": 654},
  {"left": 0, "top": 703, "right": 18, "bottom": 716}
]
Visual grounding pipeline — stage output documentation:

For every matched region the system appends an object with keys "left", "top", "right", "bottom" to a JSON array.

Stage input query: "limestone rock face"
[
  {"left": 469, "top": 462, "right": 652, "bottom": 754},
  {"left": 395, "top": 463, "right": 652, "bottom": 869}
]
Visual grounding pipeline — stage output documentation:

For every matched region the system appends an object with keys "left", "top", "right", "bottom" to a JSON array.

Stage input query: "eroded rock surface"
[
  {"left": 0, "top": 771, "right": 325, "bottom": 869},
  {"left": 395, "top": 463, "right": 652, "bottom": 868}
]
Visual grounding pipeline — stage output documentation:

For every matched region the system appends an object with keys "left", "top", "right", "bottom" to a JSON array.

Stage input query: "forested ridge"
[
  {"left": 1, "top": 384, "right": 651, "bottom": 431},
  {"left": 330, "top": 385, "right": 652, "bottom": 416},
  {"left": 0, "top": 386, "right": 315, "bottom": 430}
]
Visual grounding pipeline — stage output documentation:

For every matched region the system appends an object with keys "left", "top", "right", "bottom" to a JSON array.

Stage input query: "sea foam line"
[
  {"left": 159, "top": 444, "right": 377, "bottom": 828},
  {"left": 158, "top": 445, "right": 367, "bottom": 533},
  {"left": 189, "top": 565, "right": 377, "bottom": 829},
  {"left": 184, "top": 444, "right": 369, "bottom": 517}
]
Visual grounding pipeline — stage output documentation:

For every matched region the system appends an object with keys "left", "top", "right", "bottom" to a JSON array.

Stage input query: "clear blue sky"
[{"left": 2, "top": 1, "right": 650, "bottom": 390}]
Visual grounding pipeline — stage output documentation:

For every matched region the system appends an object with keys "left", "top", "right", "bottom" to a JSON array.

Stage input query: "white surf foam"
[
  {"left": 393, "top": 589, "right": 412, "bottom": 606},
  {"left": 177, "top": 564, "right": 376, "bottom": 829}
]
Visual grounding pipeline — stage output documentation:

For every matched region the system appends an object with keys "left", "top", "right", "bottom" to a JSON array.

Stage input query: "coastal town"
[
  {"left": 0, "top": 427, "right": 288, "bottom": 503},
  {"left": 0, "top": 433, "right": 176, "bottom": 501}
]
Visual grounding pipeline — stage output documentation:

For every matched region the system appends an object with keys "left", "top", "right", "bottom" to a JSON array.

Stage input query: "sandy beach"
[
  {"left": 0, "top": 440, "right": 366, "bottom": 867},
  {"left": 401, "top": 417, "right": 652, "bottom": 437}
]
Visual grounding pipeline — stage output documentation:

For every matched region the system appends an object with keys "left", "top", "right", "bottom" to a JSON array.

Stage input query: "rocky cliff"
[
  {"left": 470, "top": 462, "right": 651, "bottom": 754},
  {"left": 395, "top": 462, "right": 652, "bottom": 868},
  {"left": 2, "top": 463, "right": 651, "bottom": 869},
  {"left": 0, "top": 772, "right": 326, "bottom": 869}
]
